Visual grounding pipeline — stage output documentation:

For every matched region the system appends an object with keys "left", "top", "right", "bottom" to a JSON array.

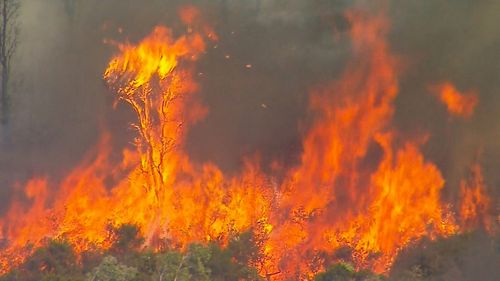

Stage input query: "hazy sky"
[{"left": 0, "top": 0, "right": 499, "bottom": 213}]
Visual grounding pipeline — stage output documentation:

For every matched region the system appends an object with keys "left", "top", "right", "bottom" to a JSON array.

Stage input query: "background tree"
[
  {"left": 185, "top": 244, "right": 211, "bottom": 281},
  {"left": 1, "top": 232, "right": 264, "bottom": 281},
  {"left": 314, "top": 263, "right": 382, "bottom": 281},
  {"left": 0, "top": 0, "right": 19, "bottom": 124},
  {"left": 208, "top": 231, "right": 262, "bottom": 280},
  {"left": 153, "top": 251, "right": 189, "bottom": 281},
  {"left": 108, "top": 224, "right": 144, "bottom": 255},
  {"left": 388, "top": 231, "right": 500, "bottom": 281},
  {"left": 86, "top": 256, "right": 137, "bottom": 281},
  {"left": 0, "top": 240, "right": 83, "bottom": 281}
]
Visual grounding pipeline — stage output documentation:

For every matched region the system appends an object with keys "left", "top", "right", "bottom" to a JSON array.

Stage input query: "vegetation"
[
  {"left": 388, "top": 231, "right": 500, "bottom": 281},
  {"left": 1, "top": 227, "right": 498, "bottom": 281},
  {"left": 0, "top": 225, "right": 262, "bottom": 281},
  {"left": 314, "top": 263, "right": 383, "bottom": 281}
]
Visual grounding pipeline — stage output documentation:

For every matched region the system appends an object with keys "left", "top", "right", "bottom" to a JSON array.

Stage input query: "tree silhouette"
[{"left": 0, "top": 0, "right": 19, "bottom": 124}]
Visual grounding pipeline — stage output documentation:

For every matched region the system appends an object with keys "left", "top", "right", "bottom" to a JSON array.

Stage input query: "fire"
[
  {"left": 459, "top": 164, "right": 493, "bottom": 232},
  {"left": 0, "top": 13, "right": 272, "bottom": 273},
  {"left": 431, "top": 81, "right": 478, "bottom": 118},
  {"left": 261, "top": 10, "right": 458, "bottom": 277},
  {"left": 0, "top": 6, "right": 495, "bottom": 280}
]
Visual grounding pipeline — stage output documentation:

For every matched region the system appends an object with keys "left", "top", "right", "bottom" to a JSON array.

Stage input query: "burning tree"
[
  {"left": 103, "top": 26, "right": 207, "bottom": 202},
  {"left": 0, "top": 4, "right": 496, "bottom": 281}
]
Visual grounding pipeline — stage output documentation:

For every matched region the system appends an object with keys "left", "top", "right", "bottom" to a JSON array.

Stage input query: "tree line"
[{"left": 1, "top": 224, "right": 497, "bottom": 281}]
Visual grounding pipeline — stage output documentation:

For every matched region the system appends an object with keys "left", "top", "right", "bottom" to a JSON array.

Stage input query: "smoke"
[
  {"left": 1, "top": 0, "right": 352, "bottom": 190},
  {"left": 389, "top": 231, "right": 500, "bottom": 281},
  {"left": 388, "top": 1, "right": 500, "bottom": 201},
  {"left": 0, "top": 0, "right": 498, "bottom": 246}
]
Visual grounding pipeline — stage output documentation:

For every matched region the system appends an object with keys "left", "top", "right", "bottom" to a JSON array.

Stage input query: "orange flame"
[
  {"left": 459, "top": 164, "right": 493, "bottom": 232},
  {"left": 1, "top": 13, "right": 271, "bottom": 272},
  {"left": 431, "top": 81, "right": 478, "bottom": 118},
  {"left": 261, "top": 10, "right": 458, "bottom": 278},
  {"left": 0, "top": 6, "right": 495, "bottom": 280}
]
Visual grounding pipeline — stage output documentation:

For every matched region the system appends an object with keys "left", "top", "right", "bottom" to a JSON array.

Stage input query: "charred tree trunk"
[
  {"left": 0, "top": 0, "right": 19, "bottom": 125},
  {"left": 1, "top": 0, "right": 8, "bottom": 124}
]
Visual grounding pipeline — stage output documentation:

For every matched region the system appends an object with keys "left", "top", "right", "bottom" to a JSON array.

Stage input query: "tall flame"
[
  {"left": 261, "top": 10, "right": 458, "bottom": 278},
  {"left": 0, "top": 6, "right": 495, "bottom": 280},
  {"left": 459, "top": 164, "right": 493, "bottom": 232},
  {"left": 0, "top": 17, "right": 272, "bottom": 273}
]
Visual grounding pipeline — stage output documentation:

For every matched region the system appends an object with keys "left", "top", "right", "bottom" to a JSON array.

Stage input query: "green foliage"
[
  {"left": 86, "top": 256, "right": 137, "bottom": 281},
  {"left": 133, "top": 251, "right": 157, "bottom": 280},
  {"left": 27, "top": 240, "right": 78, "bottom": 275},
  {"left": 315, "top": 263, "right": 355, "bottom": 281},
  {"left": 149, "top": 234, "right": 262, "bottom": 281},
  {"left": 226, "top": 230, "right": 260, "bottom": 265},
  {"left": 40, "top": 273, "right": 84, "bottom": 281},
  {"left": 0, "top": 240, "right": 82, "bottom": 281},
  {"left": 314, "top": 263, "right": 383, "bottom": 281},
  {"left": 108, "top": 224, "right": 144, "bottom": 255},
  {"left": 207, "top": 231, "right": 261, "bottom": 281},
  {"left": 185, "top": 243, "right": 212, "bottom": 280},
  {"left": 0, "top": 231, "right": 263, "bottom": 281},
  {"left": 153, "top": 251, "right": 189, "bottom": 281},
  {"left": 388, "top": 231, "right": 500, "bottom": 281},
  {"left": 3, "top": 232, "right": 497, "bottom": 281},
  {"left": 81, "top": 249, "right": 106, "bottom": 274}
]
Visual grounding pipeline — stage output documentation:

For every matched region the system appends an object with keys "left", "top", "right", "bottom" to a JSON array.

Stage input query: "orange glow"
[
  {"left": 431, "top": 82, "right": 478, "bottom": 118},
  {"left": 0, "top": 6, "right": 495, "bottom": 280},
  {"left": 0, "top": 11, "right": 270, "bottom": 272},
  {"left": 460, "top": 164, "right": 493, "bottom": 232},
  {"left": 260, "top": 11, "right": 459, "bottom": 278},
  {"left": 179, "top": 5, "right": 200, "bottom": 25}
]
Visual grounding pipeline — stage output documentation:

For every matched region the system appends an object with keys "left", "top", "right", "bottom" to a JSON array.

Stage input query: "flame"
[
  {"left": 459, "top": 164, "right": 493, "bottom": 232},
  {"left": 0, "top": 6, "right": 495, "bottom": 280},
  {"left": 261, "top": 10, "right": 458, "bottom": 277},
  {"left": 0, "top": 14, "right": 271, "bottom": 273},
  {"left": 431, "top": 81, "right": 478, "bottom": 118}
]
